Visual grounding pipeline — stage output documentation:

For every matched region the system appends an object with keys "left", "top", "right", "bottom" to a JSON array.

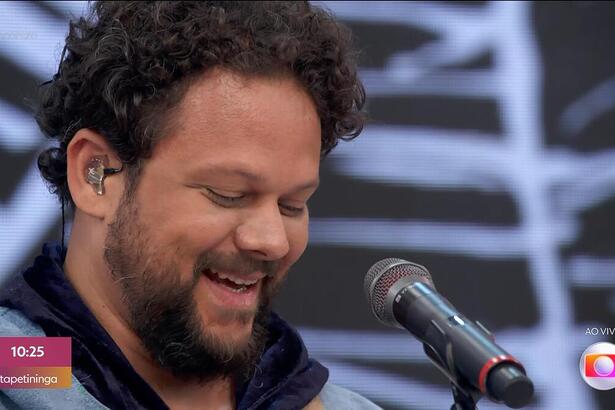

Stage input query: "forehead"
[{"left": 152, "top": 68, "right": 322, "bottom": 184}]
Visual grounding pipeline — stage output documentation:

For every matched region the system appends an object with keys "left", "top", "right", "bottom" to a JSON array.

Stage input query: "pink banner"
[{"left": 0, "top": 337, "right": 71, "bottom": 367}]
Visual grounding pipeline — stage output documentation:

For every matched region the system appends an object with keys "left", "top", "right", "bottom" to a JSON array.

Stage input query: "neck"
[{"left": 63, "top": 213, "right": 235, "bottom": 409}]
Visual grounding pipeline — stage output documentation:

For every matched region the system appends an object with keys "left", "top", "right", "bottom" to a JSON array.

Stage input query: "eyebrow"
[{"left": 193, "top": 165, "right": 320, "bottom": 193}]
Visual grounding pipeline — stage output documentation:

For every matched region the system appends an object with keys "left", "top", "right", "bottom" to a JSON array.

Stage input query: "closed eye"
[
  {"left": 202, "top": 186, "right": 306, "bottom": 216},
  {"left": 204, "top": 187, "right": 245, "bottom": 207},
  {"left": 279, "top": 203, "right": 305, "bottom": 217}
]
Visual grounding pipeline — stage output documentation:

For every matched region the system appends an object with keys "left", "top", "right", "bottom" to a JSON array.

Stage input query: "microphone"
[{"left": 364, "top": 258, "right": 534, "bottom": 409}]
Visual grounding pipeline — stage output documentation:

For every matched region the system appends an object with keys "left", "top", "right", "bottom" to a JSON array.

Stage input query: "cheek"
[
  {"left": 134, "top": 196, "right": 239, "bottom": 271},
  {"left": 163, "top": 216, "right": 241, "bottom": 270},
  {"left": 284, "top": 218, "right": 309, "bottom": 267}
]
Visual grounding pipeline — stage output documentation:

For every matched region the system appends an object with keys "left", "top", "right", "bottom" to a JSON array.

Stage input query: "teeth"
[{"left": 210, "top": 269, "right": 258, "bottom": 286}]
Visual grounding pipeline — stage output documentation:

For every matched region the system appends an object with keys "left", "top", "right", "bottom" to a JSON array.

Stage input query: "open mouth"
[{"left": 202, "top": 268, "right": 259, "bottom": 293}]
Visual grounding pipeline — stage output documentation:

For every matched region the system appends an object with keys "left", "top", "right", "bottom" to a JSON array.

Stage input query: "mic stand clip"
[{"left": 422, "top": 319, "right": 483, "bottom": 410}]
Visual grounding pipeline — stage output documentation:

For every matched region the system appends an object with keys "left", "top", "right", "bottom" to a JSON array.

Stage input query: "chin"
[{"left": 199, "top": 307, "right": 255, "bottom": 339}]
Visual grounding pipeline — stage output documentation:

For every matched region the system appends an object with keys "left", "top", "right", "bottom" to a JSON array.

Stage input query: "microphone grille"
[{"left": 364, "top": 258, "right": 434, "bottom": 326}]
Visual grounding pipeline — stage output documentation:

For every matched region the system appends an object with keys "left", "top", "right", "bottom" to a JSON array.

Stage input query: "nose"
[{"left": 234, "top": 202, "right": 290, "bottom": 261}]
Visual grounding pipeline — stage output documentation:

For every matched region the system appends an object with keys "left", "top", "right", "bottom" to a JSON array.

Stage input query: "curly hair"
[{"left": 36, "top": 1, "right": 365, "bottom": 207}]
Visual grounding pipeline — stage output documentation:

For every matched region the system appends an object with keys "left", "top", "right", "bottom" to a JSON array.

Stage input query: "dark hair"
[{"left": 36, "top": 1, "right": 365, "bottom": 206}]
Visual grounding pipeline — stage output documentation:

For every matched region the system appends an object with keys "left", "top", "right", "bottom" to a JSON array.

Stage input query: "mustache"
[{"left": 192, "top": 251, "right": 280, "bottom": 279}]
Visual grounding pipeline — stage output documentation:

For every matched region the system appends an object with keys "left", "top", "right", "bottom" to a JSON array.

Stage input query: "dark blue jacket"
[{"left": 0, "top": 243, "right": 333, "bottom": 410}]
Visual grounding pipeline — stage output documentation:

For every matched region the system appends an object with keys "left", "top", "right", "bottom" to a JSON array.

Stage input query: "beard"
[{"left": 103, "top": 187, "right": 283, "bottom": 383}]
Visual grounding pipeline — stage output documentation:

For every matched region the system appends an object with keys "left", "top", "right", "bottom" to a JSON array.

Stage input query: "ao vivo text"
[{"left": 585, "top": 327, "right": 615, "bottom": 336}]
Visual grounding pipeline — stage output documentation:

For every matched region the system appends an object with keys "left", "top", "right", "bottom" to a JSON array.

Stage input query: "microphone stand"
[
  {"left": 422, "top": 320, "right": 483, "bottom": 410},
  {"left": 449, "top": 382, "right": 480, "bottom": 410}
]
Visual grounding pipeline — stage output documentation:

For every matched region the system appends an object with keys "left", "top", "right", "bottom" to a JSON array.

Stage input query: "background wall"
[{"left": 1, "top": 1, "right": 614, "bottom": 409}]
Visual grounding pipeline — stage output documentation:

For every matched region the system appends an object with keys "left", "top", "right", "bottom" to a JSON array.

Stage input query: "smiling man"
[{"left": 0, "top": 2, "right": 375, "bottom": 410}]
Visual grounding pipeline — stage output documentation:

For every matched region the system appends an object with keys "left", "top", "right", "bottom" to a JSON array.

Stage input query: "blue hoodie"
[{"left": 0, "top": 243, "right": 379, "bottom": 410}]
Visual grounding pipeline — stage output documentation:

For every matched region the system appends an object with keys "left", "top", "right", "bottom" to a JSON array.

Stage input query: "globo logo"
[{"left": 580, "top": 342, "right": 615, "bottom": 390}]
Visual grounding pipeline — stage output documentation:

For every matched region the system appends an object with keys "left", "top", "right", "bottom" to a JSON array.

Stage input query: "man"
[{"left": 0, "top": 1, "right": 377, "bottom": 409}]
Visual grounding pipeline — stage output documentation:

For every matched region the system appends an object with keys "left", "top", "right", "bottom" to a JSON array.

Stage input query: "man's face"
[{"left": 103, "top": 69, "right": 321, "bottom": 380}]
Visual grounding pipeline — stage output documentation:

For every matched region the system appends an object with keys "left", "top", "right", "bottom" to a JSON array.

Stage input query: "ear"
[{"left": 66, "top": 129, "right": 126, "bottom": 222}]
